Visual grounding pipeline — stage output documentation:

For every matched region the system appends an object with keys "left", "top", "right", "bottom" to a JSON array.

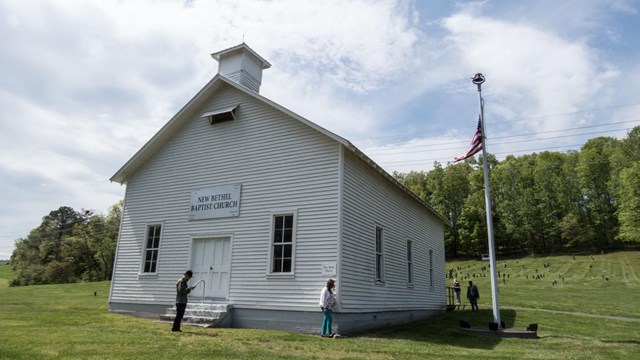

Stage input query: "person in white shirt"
[{"left": 318, "top": 278, "right": 336, "bottom": 337}]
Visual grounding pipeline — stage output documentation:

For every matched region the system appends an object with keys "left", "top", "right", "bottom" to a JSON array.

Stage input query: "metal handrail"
[{"left": 193, "top": 279, "right": 206, "bottom": 304}]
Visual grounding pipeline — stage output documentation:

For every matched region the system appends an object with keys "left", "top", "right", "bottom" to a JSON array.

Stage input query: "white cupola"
[{"left": 211, "top": 43, "right": 271, "bottom": 93}]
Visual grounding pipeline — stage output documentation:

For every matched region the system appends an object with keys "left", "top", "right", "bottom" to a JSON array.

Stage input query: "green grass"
[
  {"left": 0, "top": 261, "right": 12, "bottom": 287},
  {"left": 446, "top": 251, "right": 640, "bottom": 318},
  {"left": 0, "top": 252, "right": 639, "bottom": 359}
]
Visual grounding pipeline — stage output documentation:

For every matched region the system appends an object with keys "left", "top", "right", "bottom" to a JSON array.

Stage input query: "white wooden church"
[{"left": 109, "top": 43, "right": 448, "bottom": 333}]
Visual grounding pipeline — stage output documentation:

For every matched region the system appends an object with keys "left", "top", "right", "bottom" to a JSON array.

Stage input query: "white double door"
[{"left": 190, "top": 237, "right": 231, "bottom": 300}]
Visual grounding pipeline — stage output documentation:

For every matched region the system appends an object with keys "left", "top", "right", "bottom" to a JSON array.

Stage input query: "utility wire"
[
  {"left": 491, "top": 120, "right": 640, "bottom": 139},
  {"left": 357, "top": 119, "right": 639, "bottom": 152},
  {"left": 379, "top": 144, "right": 585, "bottom": 167},
  {"left": 365, "top": 127, "right": 634, "bottom": 156},
  {"left": 351, "top": 104, "right": 640, "bottom": 141}
]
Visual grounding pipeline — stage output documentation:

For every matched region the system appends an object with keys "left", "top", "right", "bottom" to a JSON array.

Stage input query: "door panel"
[{"left": 191, "top": 238, "right": 231, "bottom": 299}]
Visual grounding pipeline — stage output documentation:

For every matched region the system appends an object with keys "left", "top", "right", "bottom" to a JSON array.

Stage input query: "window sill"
[
  {"left": 138, "top": 273, "right": 158, "bottom": 280},
  {"left": 406, "top": 284, "right": 415, "bottom": 289},
  {"left": 265, "top": 273, "right": 295, "bottom": 280}
]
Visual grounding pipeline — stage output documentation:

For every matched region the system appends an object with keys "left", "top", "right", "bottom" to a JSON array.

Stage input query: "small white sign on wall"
[
  {"left": 189, "top": 184, "right": 241, "bottom": 220},
  {"left": 321, "top": 262, "right": 337, "bottom": 276}
]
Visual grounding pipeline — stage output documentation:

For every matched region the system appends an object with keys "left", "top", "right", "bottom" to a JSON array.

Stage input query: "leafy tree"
[
  {"left": 577, "top": 137, "right": 619, "bottom": 250},
  {"left": 616, "top": 163, "right": 640, "bottom": 243},
  {"left": 393, "top": 170, "right": 430, "bottom": 200},
  {"left": 614, "top": 126, "right": 640, "bottom": 244},
  {"left": 10, "top": 203, "right": 122, "bottom": 286},
  {"left": 38, "top": 206, "right": 87, "bottom": 264},
  {"left": 558, "top": 151, "right": 592, "bottom": 249},
  {"left": 427, "top": 162, "right": 473, "bottom": 257},
  {"left": 492, "top": 155, "right": 534, "bottom": 253},
  {"left": 394, "top": 129, "right": 637, "bottom": 258},
  {"left": 457, "top": 160, "right": 489, "bottom": 256}
]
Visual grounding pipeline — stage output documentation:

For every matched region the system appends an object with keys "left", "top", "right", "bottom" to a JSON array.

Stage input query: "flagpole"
[{"left": 472, "top": 73, "right": 501, "bottom": 328}]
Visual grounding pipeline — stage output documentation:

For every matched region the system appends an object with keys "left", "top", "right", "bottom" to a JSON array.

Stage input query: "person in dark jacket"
[
  {"left": 172, "top": 270, "right": 196, "bottom": 332},
  {"left": 467, "top": 281, "right": 480, "bottom": 311}
]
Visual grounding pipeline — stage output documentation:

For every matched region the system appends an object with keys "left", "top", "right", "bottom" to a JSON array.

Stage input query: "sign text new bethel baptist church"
[{"left": 189, "top": 184, "right": 241, "bottom": 220}]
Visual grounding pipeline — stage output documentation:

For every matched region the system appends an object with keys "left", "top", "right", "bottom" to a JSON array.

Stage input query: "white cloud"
[
  {"left": 0, "top": 0, "right": 428, "bottom": 257},
  {"left": 611, "top": 0, "right": 638, "bottom": 14},
  {"left": 441, "top": 11, "right": 619, "bottom": 132}
]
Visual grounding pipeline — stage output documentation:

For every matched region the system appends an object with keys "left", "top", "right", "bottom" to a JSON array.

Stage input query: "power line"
[
  {"left": 490, "top": 120, "right": 640, "bottom": 140},
  {"left": 350, "top": 103, "right": 640, "bottom": 142},
  {"left": 494, "top": 101, "right": 640, "bottom": 122},
  {"left": 378, "top": 144, "right": 585, "bottom": 167},
  {"left": 358, "top": 120, "right": 639, "bottom": 151},
  {"left": 365, "top": 127, "right": 634, "bottom": 156}
]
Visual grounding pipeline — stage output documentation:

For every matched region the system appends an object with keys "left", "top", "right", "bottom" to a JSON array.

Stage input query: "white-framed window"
[
  {"left": 142, "top": 224, "right": 162, "bottom": 273},
  {"left": 270, "top": 212, "right": 296, "bottom": 274},
  {"left": 407, "top": 240, "right": 414, "bottom": 284},
  {"left": 375, "top": 225, "right": 384, "bottom": 282},
  {"left": 429, "top": 249, "right": 434, "bottom": 288}
]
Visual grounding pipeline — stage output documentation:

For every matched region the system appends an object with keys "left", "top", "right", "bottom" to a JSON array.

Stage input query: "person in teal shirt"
[{"left": 318, "top": 278, "right": 336, "bottom": 337}]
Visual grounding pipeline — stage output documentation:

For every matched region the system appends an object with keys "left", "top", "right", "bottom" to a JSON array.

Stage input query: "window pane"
[
  {"left": 284, "top": 244, "right": 292, "bottom": 258},
  {"left": 282, "top": 259, "right": 291, "bottom": 272},
  {"left": 283, "top": 229, "right": 292, "bottom": 243},
  {"left": 273, "top": 258, "right": 282, "bottom": 273},
  {"left": 274, "top": 229, "right": 283, "bottom": 243},
  {"left": 274, "top": 244, "right": 282, "bottom": 258},
  {"left": 275, "top": 216, "right": 283, "bottom": 229},
  {"left": 284, "top": 215, "right": 293, "bottom": 229}
]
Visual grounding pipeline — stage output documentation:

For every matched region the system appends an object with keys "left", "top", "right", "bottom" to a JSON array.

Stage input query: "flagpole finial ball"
[{"left": 472, "top": 73, "right": 485, "bottom": 85}]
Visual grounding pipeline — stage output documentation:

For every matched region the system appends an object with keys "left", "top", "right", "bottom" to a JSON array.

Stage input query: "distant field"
[
  {"left": 445, "top": 251, "right": 640, "bottom": 318},
  {"left": 0, "top": 252, "right": 639, "bottom": 359},
  {"left": 0, "top": 262, "right": 11, "bottom": 287}
]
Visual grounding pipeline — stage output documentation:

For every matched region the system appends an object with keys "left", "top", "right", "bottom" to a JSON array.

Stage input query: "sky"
[{"left": 1, "top": 0, "right": 639, "bottom": 259}]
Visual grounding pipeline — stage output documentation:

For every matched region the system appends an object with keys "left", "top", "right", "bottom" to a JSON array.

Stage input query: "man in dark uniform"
[
  {"left": 172, "top": 270, "right": 196, "bottom": 332},
  {"left": 467, "top": 280, "right": 480, "bottom": 311}
]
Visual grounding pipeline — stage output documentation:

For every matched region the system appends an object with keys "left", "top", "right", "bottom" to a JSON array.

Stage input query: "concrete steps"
[{"left": 160, "top": 303, "right": 233, "bottom": 328}]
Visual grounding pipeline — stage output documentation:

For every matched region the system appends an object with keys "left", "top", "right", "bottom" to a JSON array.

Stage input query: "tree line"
[
  {"left": 394, "top": 126, "right": 640, "bottom": 258},
  {"left": 9, "top": 202, "right": 122, "bottom": 286}
]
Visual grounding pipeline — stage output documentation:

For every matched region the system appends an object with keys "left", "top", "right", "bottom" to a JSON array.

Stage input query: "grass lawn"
[
  {"left": 0, "top": 252, "right": 639, "bottom": 359},
  {"left": 445, "top": 251, "right": 640, "bottom": 318}
]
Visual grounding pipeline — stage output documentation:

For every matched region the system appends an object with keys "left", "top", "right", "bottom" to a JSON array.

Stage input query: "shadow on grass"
[
  {"left": 601, "top": 340, "right": 640, "bottom": 345},
  {"left": 355, "top": 309, "right": 520, "bottom": 350},
  {"left": 181, "top": 329, "right": 222, "bottom": 338}
]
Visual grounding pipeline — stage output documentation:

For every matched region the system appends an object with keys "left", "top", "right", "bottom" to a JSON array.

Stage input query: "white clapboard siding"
[
  {"left": 110, "top": 82, "right": 340, "bottom": 310},
  {"left": 339, "top": 150, "right": 446, "bottom": 311}
]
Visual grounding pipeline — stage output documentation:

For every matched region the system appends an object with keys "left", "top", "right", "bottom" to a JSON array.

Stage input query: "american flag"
[{"left": 454, "top": 117, "right": 483, "bottom": 162}]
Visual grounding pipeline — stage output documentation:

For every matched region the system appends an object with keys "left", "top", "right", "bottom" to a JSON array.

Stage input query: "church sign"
[{"left": 189, "top": 184, "right": 241, "bottom": 220}]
